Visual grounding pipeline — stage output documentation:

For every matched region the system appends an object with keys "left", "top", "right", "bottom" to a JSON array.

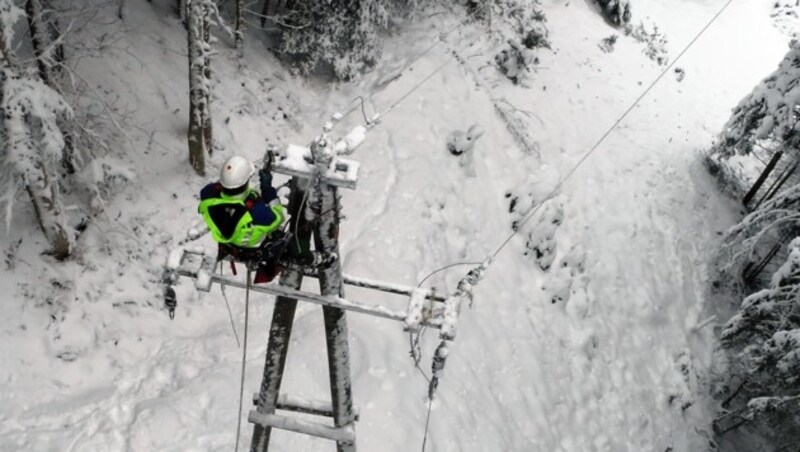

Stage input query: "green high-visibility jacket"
[{"left": 198, "top": 184, "right": 284, "bottom": 248}]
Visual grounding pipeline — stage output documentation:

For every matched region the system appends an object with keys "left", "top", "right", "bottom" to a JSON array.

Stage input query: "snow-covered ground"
[{"left": 0, "top": 1, "right": 792, "bottom": 451}]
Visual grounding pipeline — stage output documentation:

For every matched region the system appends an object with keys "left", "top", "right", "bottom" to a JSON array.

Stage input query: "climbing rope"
[
  {"left": 234, "top": 269, "right": 252, "bottom": 452},
  {"left": 219, "top": 262, "right": 242, "bottom": 348}
]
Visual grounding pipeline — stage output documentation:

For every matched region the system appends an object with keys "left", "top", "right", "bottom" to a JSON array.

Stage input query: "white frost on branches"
[
  {"left": 276, "top": 0, "right": 413, "bottom": 79},
  {"left": 717, "top": 41, "right": 800, "bottom": 156},
  {"left": 1, "top": 67, "right": 76, "bottom": 255},
  {"left": 0, "top": 0, "right": 25, "bottom": 52}
]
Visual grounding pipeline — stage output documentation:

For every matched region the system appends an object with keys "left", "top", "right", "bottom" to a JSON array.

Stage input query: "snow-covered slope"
[{"left": 0, "top": 1, "right": 791, "bottom": 451}]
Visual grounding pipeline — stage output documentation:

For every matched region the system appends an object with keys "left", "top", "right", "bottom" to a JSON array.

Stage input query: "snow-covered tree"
[
  {"left": 717, "top": 238, "right": 800, "bottom": 448},
  {"left": 0, "top": 0, "right": 78, "bottom": 258},
  {"left": 1, "top": 67, "right": 76, "bottom": 259},
  {"left": 187, "top": 0, "right": 214, "bottom": 175},
  {"left": 269, "top": 0, "right": 416, "bottom": 80},
  {"left": 714, "top": 41, "right": 800, "bottom": 157},
  {"left": 721, "top": 183, "right": 800, "bottom": 273},
  {"left": 595, "top": 0, "right": 631, "bottom": 27}
]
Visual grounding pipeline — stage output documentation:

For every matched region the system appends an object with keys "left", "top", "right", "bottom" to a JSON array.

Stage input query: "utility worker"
[{"left": 198, "top": 155, "right": 287, "bottom": 283}]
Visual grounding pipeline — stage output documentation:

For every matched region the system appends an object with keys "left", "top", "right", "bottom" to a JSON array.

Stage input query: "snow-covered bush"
[
  {"left": 714, "top": 41, "right": 800, "bottom": 157},
  {"left": 625, "top": 21, "right": 668, "bottom": 66},
  {"left": 522, "top": 198, "right": 564, "bottom": 271},
  {"left": 272, "top": 0, "right": 416, "bottom": 80},
  {"left": 486, "top": 2, "right": 550, "bottom": 83},
  {"left": 595, "top": 0, "right": 631, "bottom": 27},
  {"left": 447, "top": 124, "right": 484, "bottom": 177}
]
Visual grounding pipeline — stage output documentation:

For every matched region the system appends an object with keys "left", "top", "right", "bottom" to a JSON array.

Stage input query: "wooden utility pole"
[
  {"left": 162, "top": 132, "right": 473, "bottom": 452},
  {"left": 309, "top": 138, "right": 357, "bottom": 452},
  {"left": 250, "top": 137, "right": 356, "bottom": 452},
  {"left": 250, "top": 178, "right": 311, "bottom": 450}
]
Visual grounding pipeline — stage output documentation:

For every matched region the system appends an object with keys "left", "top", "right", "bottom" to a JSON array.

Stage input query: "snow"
[
  {"left": 0, "top": 0, "right": 794, "bottom": 451},
  {"left": 404, "top": 287, "right": 428, "bottom": 331},
  {"left": 167, "top": 248, "right": 184, "bottom": 270}
]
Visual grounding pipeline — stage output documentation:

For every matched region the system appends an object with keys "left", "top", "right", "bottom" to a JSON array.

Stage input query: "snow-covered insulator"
[{"left": 333, "top": 125, "right": 367, "bottom": 156}]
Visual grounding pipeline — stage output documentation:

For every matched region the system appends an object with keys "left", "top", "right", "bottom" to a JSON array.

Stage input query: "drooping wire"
[
  {"left": 421, "top": 396, "right": 435, "bottom": 452},
  {"left": 234, "top": 269, "right": 253, "bottom": 452}
]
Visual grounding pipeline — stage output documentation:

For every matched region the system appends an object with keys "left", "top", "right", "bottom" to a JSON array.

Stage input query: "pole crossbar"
[
  {"left": 251, "top": 393, "right": 362, "bottom": 420},
  {"left": 172, "top": 266, "right": 445, "bottom": 328},
  {"left": 248, "top": 411, "right": 356, "bottom": 443}
]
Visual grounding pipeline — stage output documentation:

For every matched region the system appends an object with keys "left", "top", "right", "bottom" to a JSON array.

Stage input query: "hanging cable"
[
  {"left": 219, "top": 262, "right": 241, "bottom": 348},
  {"left": 420, "top": 396, "right": 435, "bottom": 452},
  {"left": 234, "top": 269, "right": 252, "bottom": 452}
]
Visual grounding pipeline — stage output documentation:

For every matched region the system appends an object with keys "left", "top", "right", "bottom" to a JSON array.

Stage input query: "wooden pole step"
[
  {"left": 251, "top": 393, "right": 360, "bottom": 421},
  {"left": 247, "top": 411, "right": 356, "bottom": 443}
]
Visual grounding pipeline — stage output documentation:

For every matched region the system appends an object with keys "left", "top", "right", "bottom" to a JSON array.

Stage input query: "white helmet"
[{"left": 220, "top": 155, "right": 254, "bottom": 189}]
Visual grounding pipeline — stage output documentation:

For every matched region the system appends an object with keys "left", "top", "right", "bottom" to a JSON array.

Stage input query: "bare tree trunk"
[
  {"left": 26, "top": 180, "right": 72, "bottom": 259},
  {"left": 177, "top": 0, "right": 188, "bottom": 29},
  {"left": 25, "top": 0, "right": 50, "bottom": 84},
  {"left": 235, "top": 0, "right": 244, "bottom": 49},
  {"left": 260, "top": 0, "right": 271, "bottom": 27},
  {"left": 187, "top": 0, "right": 206, "bottom": 175},
  {"left": 201, "top": 1, "right": 213, "bottom": 156}
]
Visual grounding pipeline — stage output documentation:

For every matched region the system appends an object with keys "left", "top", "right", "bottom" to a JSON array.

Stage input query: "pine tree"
[{"left": 235, "top": 0, "right": 243, "bottom": 50}]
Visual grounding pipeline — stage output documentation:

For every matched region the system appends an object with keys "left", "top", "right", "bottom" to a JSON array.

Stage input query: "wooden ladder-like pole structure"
[
  {"left": 162, "top": 133, "right": 471, "bottom": 451},
  {"left": 251, "top": 137, "right": 357, "bottom": 451}
]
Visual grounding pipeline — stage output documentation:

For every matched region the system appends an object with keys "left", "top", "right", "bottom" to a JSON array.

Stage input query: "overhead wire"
[
  {"left": 406, "top": 0, "right": 736, "bottom": 450},
  {"left": 484, "top": 0, "right": 736, "bottom": 264}
]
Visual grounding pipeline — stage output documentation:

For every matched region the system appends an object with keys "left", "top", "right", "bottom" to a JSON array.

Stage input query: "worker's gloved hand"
[{"left": 259, "top": 168, "right": 273, "bottom": 189}]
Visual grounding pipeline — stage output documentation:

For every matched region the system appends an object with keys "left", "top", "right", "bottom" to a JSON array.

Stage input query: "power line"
[
  {"left": 410, "top": 0, "right": 736, "bottom": 449},
  {"left": 486, "top": 0, "right": 735, "bottom": 262}
]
